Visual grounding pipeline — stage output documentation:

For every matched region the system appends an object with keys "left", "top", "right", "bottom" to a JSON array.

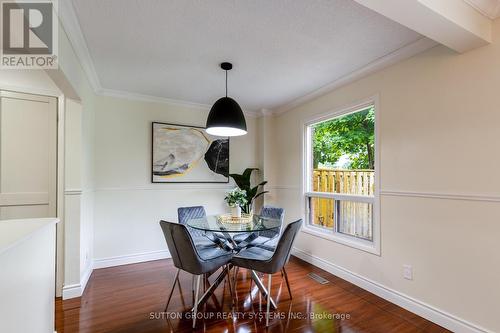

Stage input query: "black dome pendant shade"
[{"left": 206, "top": 62, "right": 247, "bottom": 137}]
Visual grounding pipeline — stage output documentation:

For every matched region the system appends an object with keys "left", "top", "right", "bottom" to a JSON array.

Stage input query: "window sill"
[{"left": 301, "top": 225, "right": 380, "bottom": 256}]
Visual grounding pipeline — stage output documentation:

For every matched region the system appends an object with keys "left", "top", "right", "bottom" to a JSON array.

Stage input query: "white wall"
[
  {"left": 0, "top": 219, "right": 57, "bottom": 333},
  {"left": 266, "top": 19, "right": 500, "bottom": 333},
  {"left": 92, "top": 95, "right": 260, "bottom": 265},
  {"left": 0, "top": 70, "right": 60, "bottom": 96}
]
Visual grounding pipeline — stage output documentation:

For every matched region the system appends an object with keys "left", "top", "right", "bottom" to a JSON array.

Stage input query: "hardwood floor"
[{"left": 55, "top": 256, "right": 450, "bottom": 333}]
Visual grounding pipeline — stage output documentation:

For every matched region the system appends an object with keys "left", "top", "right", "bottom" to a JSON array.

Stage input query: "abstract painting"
[{"left": 152, "top": 122, "right": 229, "bottom": 183}]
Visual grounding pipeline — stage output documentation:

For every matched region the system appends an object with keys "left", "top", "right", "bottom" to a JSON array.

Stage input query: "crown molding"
[
  {"left": 58, "top": 0, "right": 102, "bottom": 93},
  {"left": 98, "top": 88, "right": 210, "bottom": 110},
  {"left": 259, "top": 108, "right": 274, "bottom": 117},
  {"left": 100, "top": 88, "right": 260, "bottom": 117},
  {"left": 270, "top": 37, "right": 438, "bottom": 116},
  {"left": 57, "top": 2, "right": 260, "bottom": 118},
  {"left": 463, "top": 0, "right": 500, "bottom": 19},
  {"left": 58, "top": 2, "right": 435, "bottom": 119}
]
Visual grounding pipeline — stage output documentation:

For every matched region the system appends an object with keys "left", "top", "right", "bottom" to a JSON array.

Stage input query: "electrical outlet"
[{"left": 403, "top": 265, "right": 413, "bottom": 280}]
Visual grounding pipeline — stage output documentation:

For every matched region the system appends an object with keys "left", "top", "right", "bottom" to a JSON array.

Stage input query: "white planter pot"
[{"left": 230, "top": 206, "right": 242, "bottom": 218}]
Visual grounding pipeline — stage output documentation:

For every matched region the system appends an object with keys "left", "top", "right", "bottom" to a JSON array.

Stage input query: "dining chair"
[
  {"left": 231, "top": 219, "right": 302, "bottom": 326},
  {"left": 232, "top": 207, "right": 285, "bottom": 287},
  {"left": 178, "top": 206, "right": 218, "bottom": 248},
  {"left": 159, "top": 220, "right": 233, "bottom": 328},
  {"left": 233, "top": 206, "right": 284, "bottom": 247}
]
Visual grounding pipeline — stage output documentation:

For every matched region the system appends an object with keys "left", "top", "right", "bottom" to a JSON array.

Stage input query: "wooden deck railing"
[
  {"left": 310, "top": 169, "right": 374, "bottom": 239},
  {"left": 312, "top": 169, "right": 375, "bottom": 196}
]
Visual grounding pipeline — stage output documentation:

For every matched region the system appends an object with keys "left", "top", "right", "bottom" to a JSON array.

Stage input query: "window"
[{"left": 304, "top": 100, "right": 379, "bottom": 253}]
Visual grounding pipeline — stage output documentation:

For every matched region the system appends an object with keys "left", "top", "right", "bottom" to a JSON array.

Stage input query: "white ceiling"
[{"left": 70, "top": 0, "right": 424, "bottom": 111}]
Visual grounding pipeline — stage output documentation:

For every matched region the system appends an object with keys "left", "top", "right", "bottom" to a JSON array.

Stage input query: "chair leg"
[
  {"left": 164, "top": 268, "right": 180, "bottom": 312},
  {"left": 226, "top": 265, "right": 234, "bottom": 307},
  {"left": 191, "top": 274, "right": 195, "bottom": 306},
  {"left": 193, "top": 275, "right": 201, "bottom": 328},
  {"left": 233, "top": 266, "right": 239, "bottom": 287},
  {"left": 282, "top": 267, "right": 292, "bottom": 299},
  {"left": 266, "top": 274, "right": 272, "bottom": 327}
]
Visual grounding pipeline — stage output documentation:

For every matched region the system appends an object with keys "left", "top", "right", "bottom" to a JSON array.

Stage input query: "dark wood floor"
[{"left": 56, "top": 256, "right": 450, "bottom": 333}]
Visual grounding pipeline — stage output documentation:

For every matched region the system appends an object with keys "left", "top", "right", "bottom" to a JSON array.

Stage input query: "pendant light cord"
[{"left": 225, "top": 70, "right": 228, "bottom": 97}]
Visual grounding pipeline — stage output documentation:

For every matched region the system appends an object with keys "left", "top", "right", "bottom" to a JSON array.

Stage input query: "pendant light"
[{"left": 206, "top": 62, "right": 247, "bottom": 136}]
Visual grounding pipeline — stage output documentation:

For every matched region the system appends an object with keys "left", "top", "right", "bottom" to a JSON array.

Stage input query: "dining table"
[{"left": 187, "top": 214, "right": 281, "bottom": 309}]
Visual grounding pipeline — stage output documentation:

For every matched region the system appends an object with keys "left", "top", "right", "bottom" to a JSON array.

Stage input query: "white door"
[{"left": 0, "top": 90, "right": 57, "bottom": 219}]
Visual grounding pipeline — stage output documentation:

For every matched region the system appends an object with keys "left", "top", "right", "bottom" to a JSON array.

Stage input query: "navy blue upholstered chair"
[
  {"left": 231, "top": 219, "right": 302, "bottom": 326},
  {"left": 160, "top": 221, "right": 233, "bottom": 328}
]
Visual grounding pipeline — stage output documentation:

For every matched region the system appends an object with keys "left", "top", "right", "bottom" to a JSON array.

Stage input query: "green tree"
[{"left": 312, "top": 107, "right": 374, "bottom": 169}]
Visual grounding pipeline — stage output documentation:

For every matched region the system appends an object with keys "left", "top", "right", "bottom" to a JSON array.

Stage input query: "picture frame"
[{"left": 151, "top": 122, "right": 230, "bottom": 183}]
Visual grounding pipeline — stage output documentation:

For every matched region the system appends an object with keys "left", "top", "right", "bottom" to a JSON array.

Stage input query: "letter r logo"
[{"left": 2, "top": 2, "right": 53, "bottom": 54}]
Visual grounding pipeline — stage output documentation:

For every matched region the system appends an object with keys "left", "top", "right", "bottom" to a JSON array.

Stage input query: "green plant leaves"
[{"left": 228, "top": 168, "right": 267, "bottom": 212}]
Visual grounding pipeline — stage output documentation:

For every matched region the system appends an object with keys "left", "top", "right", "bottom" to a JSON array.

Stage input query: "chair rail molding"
[
  {"left": 380, "top": 190, "right": 500, "bottom": 203},
  {"left": 64, "top": 188, "right": 83, "bottom": 196}
]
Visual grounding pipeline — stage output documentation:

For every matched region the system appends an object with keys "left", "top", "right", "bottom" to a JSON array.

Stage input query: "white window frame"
[{"left": 301, "top": 96, "right": 381, "bottom": 255}]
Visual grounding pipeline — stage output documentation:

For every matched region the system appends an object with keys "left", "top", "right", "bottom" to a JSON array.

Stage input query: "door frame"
[{"left": 0, "top": 84, "right": 65, "bottom": 297}]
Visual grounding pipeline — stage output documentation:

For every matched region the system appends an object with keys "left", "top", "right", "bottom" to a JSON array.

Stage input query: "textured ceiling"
[{"left": 71, "top": 0, "right": 422, "bottom": 111}]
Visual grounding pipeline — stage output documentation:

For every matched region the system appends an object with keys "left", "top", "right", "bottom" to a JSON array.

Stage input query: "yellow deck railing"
[{"left": 311, "top": 169, "right": 374, "bottom": 238}]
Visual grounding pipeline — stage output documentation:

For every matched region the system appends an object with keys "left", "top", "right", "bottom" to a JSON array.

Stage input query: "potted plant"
[
  {"left": 229, "top": 168, "right": 268, "bottom": 214},
  {"left": 224, "top": 188, "right": 248, "bottom": 218}
]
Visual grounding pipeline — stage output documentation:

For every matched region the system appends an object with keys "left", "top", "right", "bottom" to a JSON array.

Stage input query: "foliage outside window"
[{"left": 306, "top": 104, "right": 376, "bottom": 245}]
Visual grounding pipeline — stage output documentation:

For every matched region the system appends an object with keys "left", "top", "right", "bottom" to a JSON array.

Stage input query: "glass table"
[
  {"left": 187, "top": 214, "right": 281, "bottom": 309},
  {"left": 187, "top": 214, "right": 281, "bottom": 241}
]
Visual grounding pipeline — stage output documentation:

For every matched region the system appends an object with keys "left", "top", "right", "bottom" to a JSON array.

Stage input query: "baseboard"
[
  {"left": 80, "top": 263, "right": 93, "bottom": 293},
  {"left": 62, "top": 284, "right": 83, "bottom": 300},
  {"left": 62, "top": 263, "right": 94, "bottom": 300},
  {"left": 93, "top": 250, "right": 171, "bottom": 269},
  {"left": 292, "top": 247, "right": 492, "bottom": 333}
]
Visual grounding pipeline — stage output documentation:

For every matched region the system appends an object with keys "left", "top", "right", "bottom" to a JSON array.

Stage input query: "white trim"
[
  {"left": 305, "top": 191, "right": 374, "bottom": 204},
  {"left": 94, "top": 184, "right": 235, "bottom": 192},
  {"left": 270, "top": 186, "right": 500, "bottom": 203},
  {"left": 57, "top": 2, "right": 261, "bottom": 118},
  {"left": 272, "top": 37, "right": 437, "bottom": 116},
  {"left": 463, "top": 0, "right": 500, "bottom": 19},
  {"left": 64, "top": 189, "right": 82, "bottom": 196},
  {"left": 62, "top": 251, "right": 170, "bottom": 299},
  {"left": 93, "top": 250, "right": 171, "bottom": 269},
  {"left": 51, "top": 3, "right": 262, "bottom": 118},
  {"left": 56, "top": 3, "right": 436, "bottom": 117},
  {"left": 292, "top": 248, "right": 493, "bottom": 333},
  {"left": 62, "top": 263, "right": 93, "bottom": 300},
  {"left": 98, "top": 88, "right": 260, "bottom": 117},
  {"left": 62, "top": 283, "right": 83, "bottom": 300},
  {"left": 301, "top": 225, "right": 379, "bottom": 254},
  {"left": 56, "top": 95, "right": 65, "bottom": 298},
  {"left": 301, "top": 96, "right": 381, "bottom": 255},
  {"left": 99, "top": 88, "right": 208, "bottom": 110},
  {"left": 0, "top": 84, "right": 60, "bottom": 98},
  {"left": 80, "top": 263, "right": 93, "bottom": 294},
  {"left": 58, "top": 0, "right": 102, "bottom": 92},
  {"left": 380, "top": 190, "right": 500, "bottom": 203}
]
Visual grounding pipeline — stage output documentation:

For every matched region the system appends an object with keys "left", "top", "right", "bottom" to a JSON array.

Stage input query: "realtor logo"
[{"left": 1, "top": 0, "right": 58, "bottom": 69}]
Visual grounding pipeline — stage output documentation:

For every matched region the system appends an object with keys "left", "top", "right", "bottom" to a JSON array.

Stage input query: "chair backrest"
[
  {"left": 268, "top": 219, "right": 302, "bottom": 273},
  {"left": 178, "top": 206, "right": 206, "bottom": 237},
  {"left": 259, "top": 206, "right": 284, "bottom": 238},
  {"left": 159, "top": 220, "right": 204, "bottom": 275}
]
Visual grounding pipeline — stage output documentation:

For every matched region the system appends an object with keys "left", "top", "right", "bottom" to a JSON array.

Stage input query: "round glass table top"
[{"left": 187, "top": 214, "right": 281, "bottom": 233}]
